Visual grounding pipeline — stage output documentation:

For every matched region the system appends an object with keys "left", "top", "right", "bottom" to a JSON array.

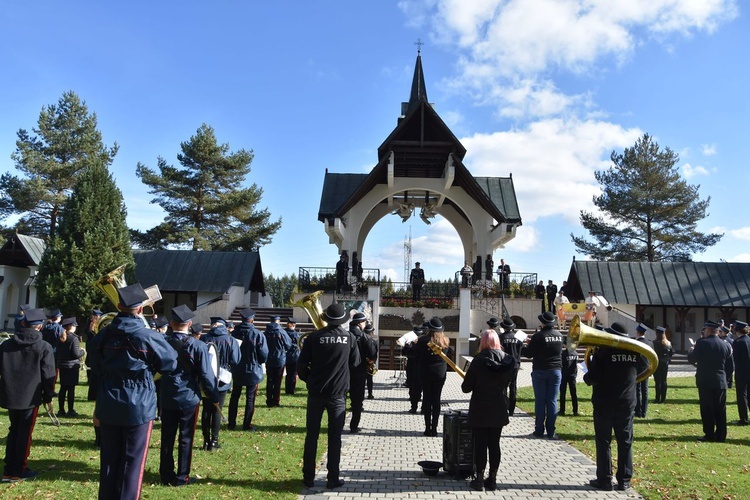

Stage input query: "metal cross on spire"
[{"left": 414, "top": 38, "right": 424, "bottom": 54}]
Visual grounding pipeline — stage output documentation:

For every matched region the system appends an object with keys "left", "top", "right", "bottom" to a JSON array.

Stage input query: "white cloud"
[
  {"left": 504, "top": 224, "right": 539, "bottom": 252},
  {"left": 702, "top": 143, "right": 717, "bottom": 156},
  {"left": 728, "top": 227, "right": 750, "bottom": 241},
  {"left": 461, "top": 117, "right": 642, "bottom": 222},
  {"left": 727, "top": 253, "right": 750, "bottom": 263},
  {"left": 682, "top": 162, "right": 709, "bottom": 178}
]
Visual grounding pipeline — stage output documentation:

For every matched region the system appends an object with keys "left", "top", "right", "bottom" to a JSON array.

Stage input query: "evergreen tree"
[
  {"left": 1, "top": 91, "right": 118, "bottom": 238},
  {"left": 265, "top": 273, "right": 299, "bottom": 307},
  {"left": 36, "top": 161, "right": 134, "bottom": 319},
  {"left": 134, "top": 124, "right": 281, "bottom": 251},
  {"left": 571, "top": 134, "right": 723, "bottom": 262}
]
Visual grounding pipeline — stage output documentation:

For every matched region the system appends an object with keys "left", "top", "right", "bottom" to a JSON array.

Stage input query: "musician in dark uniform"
[
  {"left": 364, "top": 323, "right": 378, "bottom": 399},
  {"left": 88, "top": 283, "right": 178, "bottom": 500},
  {"left": 229, "top": 308, "right": 268, "bottom": 431},
  {"left": 13, "top": 303, "right": 29, "bottom": 334},
  {"left": 159, "top": 305, "right": 220, "bottom": 486},
  {"left": 42, "top": 309, "right": 64, "bottom": 354},
  {"left": 688, "top": 320, "right": 734, "bottom": 442},
  {"left": 414, "top": 317, "right": 453, "bottom": 436},
  {"left": 634, "top": 324, "right": 654, "bottom": 418},
  {"left": 409, "top": 262, "right": 425, "bottom": 301},
  {"left": 0, "top": 308, "right": 55, "bottom": 482},
  {"left": 559, "top": 339, "right": 579, "bottom": 416},
  {"left": 732, "top": 321, "right": 750, "bottom": 425},
  {"left": 521, "top": 312, "right": 563, "bottom": 439},
  {"left": 284, "top": 318, "right": 301, "bottom": 395},
  {"left": 85, "top": 309, "right": 103, "bottom": 447},
  {"left": 498, "top": 318, "right": 523, "bottom": 416},
  {"left": 335, "top": 253, "right": 349, "bottom": 294},
  {"left": 653, "top": 326, "right": 674, "bottom": 403},
  {"left": 583, "top": 322, "right": 638, "bottom": 491},
  {"left": 402, "top": 326, "right": 424, "bottom": 413},
  {"left": 298, "top": 303, "right": 360, "bottom": 489},
  {"left": 264, "top": 315, "right": 292, "bottom": 407},
  {"left": 200, "top": 317, "right": 240, "bottom": 450},
  {"left": 348, "top": 312, "right": 376, "bottom": 433}
]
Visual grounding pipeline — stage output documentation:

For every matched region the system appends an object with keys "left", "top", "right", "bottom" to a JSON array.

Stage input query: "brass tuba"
[
  {"left": 92, "top": 265, "right": 162, "bottom": 333},
  {"left": 291, "top": 290, "right": 326, "bottom": 348},
  {"left": 567, "top": 315, "right": 658, "bottom": 383}
]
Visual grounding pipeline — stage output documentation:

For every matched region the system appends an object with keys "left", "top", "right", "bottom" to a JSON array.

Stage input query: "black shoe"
[
  {"left": 557, "top": 411, "right": 565, "bottom": 416},
  {"left": 429, "top": 429, "right": 438, "bottom": 437},
  {"left": 548, "top": 434, "right": 560, "bottom": 440},
  {"left": 326, "top": 479, "right": 345, "bottom": 489},
  {"left": 423, "top": 429, "right": 432, "bottom": 436},
  {"left": 530, "top": 431, "right": 544, "bottom": 438},
  {"left": 243, "top": 425, "right": 257, "bottom": 432},
  {"left": 617, "top": 482, "right": 631, "bottom": 491},
  {"left": 67, "top": 410, "right": 80, "bottom": 418},
  {"left": 697, "top": 436, "right": 714, "bottom": 442},
  {"left": 350, "top": 427, "right": 360, "bottom": 434},
  {"left": 57, "top": 410, "right": 67, "bottom": 418},
  {"left": 589, "top": 478, "right": 613, "bottom": 491},
  {"left": 367, "top": 394, "right": 374, "bottom": 399},
  {"left": 469, "top": 478, "right": 484, "bottom": 491},
  {"left": 303, "top": 477, "right": 314, "bottom": 488},
  {"left": 408, "top": 408, "right": 417, "bottom": 414},
  {"left": 484, "top": 477, "right": 497, "bottom": 491},
  {"left": 227, "top": 424, "right": 236, "bottom": 430},
  {"left": 210, "top": 441, "right": 220, "bottom": 450},
  {"left": 573, "top": 411, "right": 579, "bottom": 416}
]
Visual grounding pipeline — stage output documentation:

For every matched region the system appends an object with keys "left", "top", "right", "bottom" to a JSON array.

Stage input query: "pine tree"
[
  {"left": 36, "top": 161, "right": 134, "bottom": 319},
  {"left": 571, "top": 134, "right": 723, "bottom": 262},
  {"left": 1, "top": 91, "right": 118, "bottom": 238},
  {"left": 134, "top": 123, "right": 281, "bottom": 251}
]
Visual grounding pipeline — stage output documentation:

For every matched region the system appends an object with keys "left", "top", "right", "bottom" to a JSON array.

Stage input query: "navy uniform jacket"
[
  {"left": 350, "top": 325, "right": 377, "bottom": 378},
  {"left": 584, "top": 346, "right": 638, "bottom": 411},
  {"left": 42, "top": 322, "right": 64, "bottom": 351},
  {"left": 561, "top": 346, "right": 579, "bottom": 378},
  {"left": 285, "top": 327, "right": 301, "bottom": 365},
  {"left": 521, "top": 326, "right": 564, "bottom": 370},
  {"left": 461, "top": 349, "right": 514, "bottom": 428},
  {"left": 201, "top": 324, "right": 241, "bottom": 392},
  {"left": 297, "top": 325, "right": 360, "bottom": 398},
  {"left": 264, "top": 322, "right": 291, "bottom": 369},
  {"left": 733, "top": 335, "right": 750, "bottom": 382},
  {"left": 89, "top": 313, "right": 178, "bottom": 426},
  {"left": 161, "top": 332, "right": 219, "bottom": 410},
  {"left": 688, "top": 335, "right": 733, "bottom": 389},
  {"left": 499, "top": 331, "right": 523, "bottom": 368},
  {"left": 0, "top": 328, "right": 56, "bottom": 409},
  {"left": 232, "top": 321, "right": 269, "bottom": 386},
  {"left": 636, "top": 336, "right": 655, "bottom": 376}
]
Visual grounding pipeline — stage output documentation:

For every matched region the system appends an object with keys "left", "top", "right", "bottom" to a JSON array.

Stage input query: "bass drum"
[{"left": 202, "top": 343, "right": 219, "bottom": 397}]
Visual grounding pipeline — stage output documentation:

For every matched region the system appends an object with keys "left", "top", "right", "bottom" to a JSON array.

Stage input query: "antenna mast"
[{"left": 404, "top": 226, "right": 412, "bottom": 282}]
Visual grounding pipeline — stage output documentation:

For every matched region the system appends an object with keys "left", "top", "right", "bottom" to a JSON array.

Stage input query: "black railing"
[
  {"left": 298, "top": 267, "right": 380, "bottom": 293},
  {"left": 380, "top": 280, "right": 459, "bottom": 308}
]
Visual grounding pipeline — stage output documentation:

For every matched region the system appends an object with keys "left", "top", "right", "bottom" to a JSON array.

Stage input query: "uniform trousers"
[
  {"left": 506, "top": 367, "right": 519, "bottom": 415},
  {"left": 285, "top": 362, "right": 298, "bottom": 394},
  {"left": 201, "top": 392, "right": 227, "bottom": 444},
  {"left": 421, "top": 376, "right": 446, "bottom": 431},
  {"left": 266, "top": 365, "right": 284, "bottom": 406},
  {"left": 531, "top": 368, "right": 561, "bottom": 436},
  {"left": 99, "top": 420, "right": 153, "bottom": 500},
  {"left": 159, "top": 405, "right": 200, "bottom": 486},
  {"left": 406, "top": 360, "right": 422, "bottom": 409},
  {"left": 653, "top": 362, "right": 669, "bottom": 403},
  {"left": 349, "top": 373, "right": 366, "bottom": 430},
  {"left": 366, "top": 373, "right": 374, "bottom": 396},
  {"left": 593, "top": 403, "right": 633, "bottom": 485},
  {"left": 228, "top": 383, "right": 259, "bottom": 429},
  {"left": 471, "top": 426, "right": 502, "bottom": 475},
  {"left": 302, "top": 394, "right": 346, "bottom": 484},
  {"left": 635, "top": 379, "right": 649, "bottom": 417},
  {"left": 698, "top": 387, "right": 727, "bottom": 441},
  {"left": 3, "top": 407, "right": 38, "bottom": 477},
  {"left": 736, "top": 377, "right": 750, "bottom": 424},
  {"left": 559, "top": 374, "right": 578, "bottom": 414}
]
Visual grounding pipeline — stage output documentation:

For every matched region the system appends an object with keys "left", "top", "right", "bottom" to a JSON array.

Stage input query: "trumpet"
[
  {"left": 567, "top": 316, "right": 658, "bottom": 383},
  {"left": 427, "top": 341, "right": 465, "bottom": 378}
]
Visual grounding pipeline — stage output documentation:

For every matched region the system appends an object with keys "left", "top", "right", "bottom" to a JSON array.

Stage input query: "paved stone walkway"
[{"left": 300, "top": 362, "right": 695, "bottom": 499}]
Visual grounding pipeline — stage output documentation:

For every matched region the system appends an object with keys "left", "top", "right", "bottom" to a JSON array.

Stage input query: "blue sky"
[{"left": 1, "top": 1, "right": 747, "bottom": 287}]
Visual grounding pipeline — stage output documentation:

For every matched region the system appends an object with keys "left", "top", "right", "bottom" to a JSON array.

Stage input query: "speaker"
[{"left": 442, "top": 410, "right": 473, "bottom": 478}]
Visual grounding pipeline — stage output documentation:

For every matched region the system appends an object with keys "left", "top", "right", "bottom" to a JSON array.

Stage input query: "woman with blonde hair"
[
  {"left": 461, "top": 329, "right": 514, "bottom": 491},
  {"left": 653, "top": 326, "right": 674, "bottom": 403},
  {"left": 414, "top": 317, "right": 453, "bottom": 436}
]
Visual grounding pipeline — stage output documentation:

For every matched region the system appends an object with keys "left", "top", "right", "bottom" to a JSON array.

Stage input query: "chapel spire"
[{"left": 402, "top": 39, "right": 428, "bottom": 116}]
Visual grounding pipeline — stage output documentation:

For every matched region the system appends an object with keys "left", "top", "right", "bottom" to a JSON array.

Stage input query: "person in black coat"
[
  {"left": 559, "top": 341, "right": 579, "bottom": 416},
  {"left": 414, "top": 317, "right": 453, "bottom": 436},
  {"left": 56, "top": 317, "right": 85, "bottom": 417},
  {"left": 264, "top": 316, "right": 292, "bottom": 407},
  {"left": 229, "top": 308, "right": 269, "bottom": 431},
  {"left": 348, "top": 312, "right": 376, "bottom": 433},
  {"left": 298, "top": 303, "right": 361, "bottom": 490},
  {"left": 497, "top": 317, "right": 523, "bottom": 416},
  {"left": 634, "top": 324, "right": 654, "bottom": 418},
  {"left": 402, "top": 326, "right": 424, "bottom": 413},
  {"left": 84, "top": 309, "right": 103, "bottom": 447},
  {"left": 732, "top": 321, "right": 750, "bottom": 425},
  {"left": 0, "top": 308, "right": 56, "bottom": 482},
  {"left": 688, "top": 320, "right": 734, "bottom": 442},
  {"left": 461, "top": 329, "right": 514, "bottom": 492},
  {"left": 583, "top": 322, "right": 638, "bottom": 492},
  {"left": 363, "top": 323, "right": 378, "bottom": 399},
  {"left": 284, "top": 318, "right": 302, "bottom": 395},
  {"left": 653, "top": 326, "right": 674, "bottom": 404}
]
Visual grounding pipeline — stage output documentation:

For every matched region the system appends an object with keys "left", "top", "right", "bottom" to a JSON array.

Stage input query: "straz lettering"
[
  {"left": 546, "top": 336, "right": 562, "bottom": 343},
  {"left": 320, "top": 336, "right": 349, "bottom": 344},
  {"left": 611, "top": 354, "right": 637, "bottom": 362}
]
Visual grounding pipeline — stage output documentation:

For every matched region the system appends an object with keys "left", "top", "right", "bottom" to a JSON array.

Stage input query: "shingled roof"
[
  {"left": 567, "top": 260, "right": 750, "bottom": 307},
  {"left": 133, "top": 250, "right": 265, "bottom": 294},
  {"left": 0, "top": 233, "right": 45, "bottom": 267}
]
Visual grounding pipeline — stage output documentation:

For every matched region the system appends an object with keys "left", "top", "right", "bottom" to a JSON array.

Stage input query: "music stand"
[{"left": 392, "top": 355, "right": 406, "bottom": 385}]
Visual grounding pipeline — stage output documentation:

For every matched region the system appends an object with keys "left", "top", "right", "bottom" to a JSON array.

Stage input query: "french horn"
[{"left": 567, "top": 315, "right": 658, "bottom": 383}]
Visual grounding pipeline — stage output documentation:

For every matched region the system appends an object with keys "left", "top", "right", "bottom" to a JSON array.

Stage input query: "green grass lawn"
[
  {"left": 517, "top": 377, "right": 750, "bottom": 499},
  {"left": 0, "top": 383, "right": 317, "bottom": 499}
]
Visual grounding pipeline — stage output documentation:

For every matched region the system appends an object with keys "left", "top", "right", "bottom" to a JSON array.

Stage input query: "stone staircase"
[{"left": 228, "top": 306, "right": 317, "bottom": 333}]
